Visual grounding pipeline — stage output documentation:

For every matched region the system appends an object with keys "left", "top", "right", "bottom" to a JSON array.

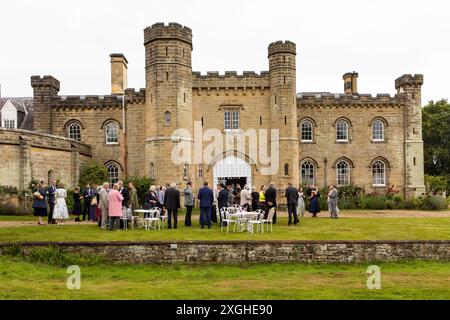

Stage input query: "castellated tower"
[
  {"left": 395, "top": 74, "right": 426, "bottom": 196},
  {"left": 31, "top": 76, "right": 60, "bottom": 134},
  {"left": 268, "top": 41, "right": 299, "bottom": 188},
  {"left": 144, "top": 23, "right": 193, "bottom": 185}
]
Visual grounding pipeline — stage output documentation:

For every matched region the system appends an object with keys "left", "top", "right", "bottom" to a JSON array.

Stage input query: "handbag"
[
  {"left": 91, "top": 196, "right": 98, "bottom": 206},
  {"left": 33, "top": 191, "right": 43, "bottom": 200}
]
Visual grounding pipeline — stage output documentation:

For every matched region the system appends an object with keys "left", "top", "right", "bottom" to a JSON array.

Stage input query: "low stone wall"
[{"left": 2, "top": 241, "right": 449, "bottom": 264}]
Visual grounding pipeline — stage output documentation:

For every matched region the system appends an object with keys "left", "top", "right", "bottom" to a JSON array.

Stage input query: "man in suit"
[
  {"left": 98, "top": 182, "right": 110, "bottom": 230},
  {"left": 47, "top": 180, "right": 57, "bottom": 224},
  {"left": 328, "top": 185, "right": 339, "bottom": 219},
  {"left": 217, "top": 183, "right": 229, "bottom": 226},
  {"left": 285, "top": 182, "right": 299, "bottom": 225},
  {"left": 82, "top": 184, "right": 93, "bottom": 221},
  {"left": 197, "top": 181, "right": 214, "bottom": 229},
  {"left": 264, "top": 181, "right": 277, "bottom": 224},
  {"left": 117, "top": 181, "right": 130, "bottom": 208},
  {"left": 163, "top": 183, "right": 181, "bottom": 229}
]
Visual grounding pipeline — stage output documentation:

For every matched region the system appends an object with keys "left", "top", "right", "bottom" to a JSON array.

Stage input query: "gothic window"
[
  {"left": 105, "top": 122, "right": 119, "bottom": 144},
  {"left": 301, "top": 161, "right": 315, "bottom": 186},
  {"left": 224, "top": 109, "right": 239, "bottom": 131},
  {"left": 165, "top": 111, "right": 171, "bottom": 126},
  {"left": 301, "top": 120, "right": 313, "bottom": 142},
  {"left": 149, "top": 163, "right": 155, "bottom": 180},
  {"left": 336, "top": 160, "right": 350, "bottom": 186},
  {"left": 68, "top": 123, "right": 81, "bottom": 141},
  {"left": 284, "top": 163, "right": 289, "bottom": 176},
  {"left": 106, "top": 163, "right": 119, "bottom": 185},
  {"left": 183, "top": 163, "right": 189, "bottom": 180},
  {"left": 372, "top": 160, "right": 386, "bottom": 186},
  {"left": 336, "top": 120, "right": 349, "bottom": 142},
  {"left": 198, "top": 164, "right": 204, "bottom": 178},
  {"left": 372, "top": 120, "right": 385, "bottom": 141}
]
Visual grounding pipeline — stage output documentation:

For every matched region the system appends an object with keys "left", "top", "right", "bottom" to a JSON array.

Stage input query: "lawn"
[
  {"left": 0, "top": 256, "right": 449, "bottom": 299},
  {"left": 0, "top": 216, "right": 449, "bottom": 242}
]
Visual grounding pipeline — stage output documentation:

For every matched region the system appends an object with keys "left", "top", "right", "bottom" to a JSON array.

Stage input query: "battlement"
[
  {"left": 268, "top": 40, "right": 296, "bottom": 57},
  {"left": 395, "top": 74, "right": 424, "bottom": 89},
  {"left": 125, "top": 88, "right": 146, "bottom": 104},
  {"left": 144, "top": 22, "right": 192, "bottom": 47},
  {"left": 31, "top": 75, "right": 60, "bottom": 91},
  {"left": 192, "top": 71, "right": 270, "bottom": 89},
  {"left": 297, "top": 93, "right": 402, "bottom": 107},
  {"left": 52, "top": 95, "right": 123, "bottom": 109}
]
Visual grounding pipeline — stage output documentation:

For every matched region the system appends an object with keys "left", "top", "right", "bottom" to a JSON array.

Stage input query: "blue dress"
[{"left": 309, "top": 192, "right": 321, "bottom": 214}]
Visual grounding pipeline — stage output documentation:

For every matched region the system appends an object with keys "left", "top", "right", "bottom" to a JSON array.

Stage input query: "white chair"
[
  {"left": 261, "top": 207, "right": 276, "bottom": 233},
  {"left": 158, "top": 208, "right": 167, "bottom": 229},
  {"left": 145, "top": 209, "right": 161, "bottom": 231},
  {"left": 221, "top": 208, "right": 238, "bottom": 233},
  {"left": 120, "top": 208, "right": 132, "bottom": 231},
  {"left": 247, "top": 212, "right": 264, "bottom": 234}
]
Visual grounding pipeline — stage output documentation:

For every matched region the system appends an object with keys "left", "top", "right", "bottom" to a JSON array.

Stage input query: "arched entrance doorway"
[{"left": 213, "top": 156, "right": 252, "bottom": 188}]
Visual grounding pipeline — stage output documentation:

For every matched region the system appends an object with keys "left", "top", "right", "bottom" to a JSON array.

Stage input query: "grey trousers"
[{"left": 101, "top": 208, "right": 109, "bottom": 229}]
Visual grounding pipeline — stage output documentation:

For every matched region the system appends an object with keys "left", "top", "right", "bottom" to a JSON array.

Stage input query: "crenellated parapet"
[
  {"left": 144, "top": 22, "right": 192, "bottom": 48},
  {"left": 192, "top": 71, "right": 270, "bottom": 90},
  {"left": 268, "top": 40, "right": 296, "bottom": 57},
  {"left": 125, "top": 88, "right": 146, "bottom": 104},
  {"left": 395, "top": 74, "right": 424, "bottom": 89},
  {"left": 51, "top": 95, "right": 123, "bottom": 110},
  {"left": 297, "top": 93, "right": 403, "bottom": 108}
]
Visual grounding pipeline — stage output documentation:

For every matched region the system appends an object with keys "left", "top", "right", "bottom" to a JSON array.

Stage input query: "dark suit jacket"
[
  {"left": 285, "top": 186, "right": 299, "bottom": 205},
  {"left": 217, "top": 189, "right": 229, "bottom": 209},
  {"left": 120, "top": 188, "right": 130, "bottom": 208},
  {"left": 265, "top": 187, "right": 277, "bottom": 206},
  {"left": 163, "top": 187, "right": 181, "bottom": 210},
  {"left": 47, "top": 185, "right": 56, "bottom": 205},
  {"left": 197, "top": 187, "right": 214, "bottom": 208}
]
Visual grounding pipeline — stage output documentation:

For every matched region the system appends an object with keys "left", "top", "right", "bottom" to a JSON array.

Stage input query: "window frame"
[
  {"left": 301, "top": 161, "right": 315, "bottom": 186},
  {"left": 224, "top": 109, "right": 240, "bottom": 132},
  {"left": 198, "top": 164, "right": 204, "bottom": 179},
  {"left": 336, "top": 160, "right": 350, "bottom": 186},
  {"left": 68, "top": 123, "right": 81, "bottom": 141},
  {"left": 372, "top": 120, "right": 385, "bottom": 142},
  {"left": 372, "top": 160, "right": 386, "bottom": 187},
  {"left": 3, "top": 119, "right": 16, "bottom": 129},
  {"left": 336, "top": 120, "right": 349, "bottom": 142},
  {"left": 106, "top": 163, "right": 120, "bottom": 185},
  {"left": 300, "top": 120, "right": 314, "bottom": 142},
  {"left": 105, "top": 122, "right": 119, "bottom": 145}
]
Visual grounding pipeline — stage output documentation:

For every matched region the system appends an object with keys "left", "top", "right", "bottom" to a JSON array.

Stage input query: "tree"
[
  {"left": 422, "top": 99, "right": 450, "bottom": 176},
  {"left": 78, "top": 162, "right": 108, "bottom": 188},
  {"left": 124, "top": 176, "right": 154, "bottom": 204}
]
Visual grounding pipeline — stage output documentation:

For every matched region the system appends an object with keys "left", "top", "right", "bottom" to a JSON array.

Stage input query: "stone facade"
[
  {"left": 3, "top": 22, "right": 425, "bottom": 197},
  {"left": 5, "top": 241, "right": 449, "bottom": 264}
]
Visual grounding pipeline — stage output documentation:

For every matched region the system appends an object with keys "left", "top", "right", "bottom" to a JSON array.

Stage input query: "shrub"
[
  {"left": 425, "top": 175, "right": 449, "bottom": 194},
  {"left": 421, "top": 195, "right": 448, "bottom": 210},
  {"left": 362, "top": 195, "right": 388, "bottom": 210},
  {"left": 124, "top": 176, "right": 154, "bottom": 204},
  {"left": 0, "top": 203, "right": 24, "bottom": 216},
  {"left": 0, "top": 185, "right": 19, "bottom": 195},
  {"left": 79, "top": 162, "right": 108, "bottom": 188}
]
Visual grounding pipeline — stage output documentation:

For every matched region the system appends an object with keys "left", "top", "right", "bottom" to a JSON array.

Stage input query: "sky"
[{"left": 0, "top": 0, "right": 449, "bottom": 105}]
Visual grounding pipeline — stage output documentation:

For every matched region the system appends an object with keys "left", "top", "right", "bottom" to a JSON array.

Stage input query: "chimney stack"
[
  {"left": 110, "top": 53, "right": 128, "bottom": 95},
  {"left": 343, "top": 72, "right": 358, "bottom": 95}
]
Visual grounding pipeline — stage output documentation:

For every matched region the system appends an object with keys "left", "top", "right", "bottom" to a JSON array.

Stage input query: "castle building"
[{"left": 0, "top": 22, "right": 425, "bottom": 198}]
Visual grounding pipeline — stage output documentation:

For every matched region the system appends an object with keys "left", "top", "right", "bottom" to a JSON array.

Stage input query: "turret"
[
  {"left": 31, "top": 75, "right": 60, "bottom": 133},
  {"left": 395, "top": 74, "right": 425, "bottom": 197},
  {"left": 268, "top": 41, "right": 299, "bottom": 188},
  {"left": 143, "top": 22, "right": 193, "bottom": 185}
]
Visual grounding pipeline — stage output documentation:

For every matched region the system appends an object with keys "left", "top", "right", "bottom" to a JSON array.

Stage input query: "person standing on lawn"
[
  {"left": 72, "top": 187, "right": 82, "bottom": 221},
  {"left": 197, "top": 181, "right": 214, "bottom": 229},
  {"left": 217, "top": 183, "right": 229, "bottom": 226},
  {"left": 328, "top": 185, "right": 339, "bottom": 219},
  {"left": 259, "top": 185, "right": 266, "bottom": 210},
  {"left": 81, "top": 184, "right": 93, "bottom": 221},
  {"left": 227, "top": 184, "right": 234, "bottom": 207},
  {"left": 47, "top": 180, "right": 57, "bottom": 224},
  {"left": 89, "top": 184, "right": 98, "bottom": 222},
  {"left": 164, "top": 183, "right": 181, "bottom": 229},
  {"left": 129, "top": 182, "right": 140, "bottom": 210},
  {"left": 285, "top": 182, "right": 299, "bottom": 226},
  {"left": 309, "top": 186, "right": 321, "bottom": 217},
  {"left": 297, "top": 187, "right": 306, "bottom": 217},
  {"left": 99, "top": 182, "right": 110, "bottom": 229},
  {"left": 52, "top": 183, "right": 69, "bottom": 225},
  {"left": 183, "top": 182, "right": 194, "bottom": 227},
  {"left": 265, "top": 182, "right": 277, "bottom": 224},
  {"left": 32, "top": 181, "right": 47, "bottom": 225},
  {"left": 240, "top": 185, "right": 252, "bottom": 211},
  {"left": 251, "top": 186, "right": 260, "bottom": 212},
  {"left": 108, "top": 183, "right": 124, "bottom": 231}
]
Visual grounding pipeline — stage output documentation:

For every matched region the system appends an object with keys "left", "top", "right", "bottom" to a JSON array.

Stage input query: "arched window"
[
  {"left": 105, "top": 122, "right": 118, "bottom": 144},
  {"left": 106, "top": 163, "right": 119, "bottom": 185},
  {"left": 183, "top": 163, "right": 189, "bottom": 180},
  {"left": 284, "top": 163, "right": 290, "bottom": 176},
  {"left": 336, "top": 120, "right": 349, "bottom": 142},
  {"left": 198, "top": 164, "right": 204, "bottom": 178},
  {"left": 165, "top": 111, "right": 171, "bottom": 126},
  {"left": 301, "top": 161, "right": 315, "bottom": 186},
  {"left": 68, "top": 123, "right": 81, "bottom": 141},
  {"left": 336, "top": 161, "right": 350, "bottom": 186},
  {"left": 301, "top": 120, "right": 313, "bottom": 142},
  {"left": 149, "top": 163, "right": 155, "bottom": 180},
  {"left": 372, "top": 160, "right": 386, "bottom": 186},
  {"left": 372, "top": 120, "right": 385, "bottom": 141}
]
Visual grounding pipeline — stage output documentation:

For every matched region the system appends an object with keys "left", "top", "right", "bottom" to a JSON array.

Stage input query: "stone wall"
[
  {"left": 0, "top": 128, "right": 92, "bottom": 189},
  {"left": 5, "top": 241, "right": 449, "bottom": 265}
]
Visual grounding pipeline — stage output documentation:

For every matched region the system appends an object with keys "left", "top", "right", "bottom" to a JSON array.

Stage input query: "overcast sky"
[{"left": 0, "top": 0, "right": 449, "bottom": 105}]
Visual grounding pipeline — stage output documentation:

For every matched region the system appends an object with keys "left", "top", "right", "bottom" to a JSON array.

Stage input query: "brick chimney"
[
  {"left": 110, "top": 53, "right": 128, "bottom": 95},
  {"left": 343, "top": 72, "right": 358, "bottom": 95}
]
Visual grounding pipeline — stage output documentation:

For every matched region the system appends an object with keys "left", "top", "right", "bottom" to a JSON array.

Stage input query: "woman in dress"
[
  {"left": 89, "top": 184, "right": 98, "bottom": 222},
  {"left": 72, "top": 187, "right": 82, "bottom": 221},
  {"left": 297, "top": 187, "right": 306, "bottom": 217},
  {"left": 183, "top": 182, "right": 194, "bottom": 227},
  {"left": 32, "top": 181, "right": 47, "bottom": 225},
  {"left": 108, "top": 183, "right": 124, "bottom": 231},
  {"left": 53, "top": 183, "right": 69, "bottom": 225},
  {"left": 309, "top": 187, "right": 321, "bottom": 217},
  {"left": 129, "top": 182, "right": 140, "bottom": 210}
]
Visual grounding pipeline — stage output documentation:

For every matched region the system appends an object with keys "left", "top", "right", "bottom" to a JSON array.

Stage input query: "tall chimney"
[
  {"left": 110, "top": 53, "right": 128, "bottom": 95},
  {"left": 343, "top": 72, "right": 358, "bottom": 95}
]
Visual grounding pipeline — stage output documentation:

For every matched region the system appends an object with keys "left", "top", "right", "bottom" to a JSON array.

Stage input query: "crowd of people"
[{"left": 31, "top": 179, "right": 340, "bottom": 229}]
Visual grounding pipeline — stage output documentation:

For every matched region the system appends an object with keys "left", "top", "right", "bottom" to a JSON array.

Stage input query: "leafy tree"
[
  {"left": 124, "top": 176, "right": 154, "bottom": 204},
  {"left": 422, "top": 99, "right": 450, "bottom": 176},
  {"left": 78, "top": 162, "right": 108, "bottom": 188}
]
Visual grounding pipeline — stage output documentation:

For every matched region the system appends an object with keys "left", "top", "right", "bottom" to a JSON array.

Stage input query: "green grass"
[
  {"left": 0, "top": 216, "right": 449, "bottom": 242},
  {"left": 0, "top": 256, "right": 448, "bottom": 299}
]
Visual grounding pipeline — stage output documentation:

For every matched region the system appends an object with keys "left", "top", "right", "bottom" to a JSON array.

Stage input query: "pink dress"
[{"left": 108, "top": 189, "right": 124, "bottom": 217}]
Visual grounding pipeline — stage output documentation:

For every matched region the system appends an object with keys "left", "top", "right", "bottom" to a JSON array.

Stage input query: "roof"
[{"left": 0, "top": 97, "right": 34, "bottom": 130}]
